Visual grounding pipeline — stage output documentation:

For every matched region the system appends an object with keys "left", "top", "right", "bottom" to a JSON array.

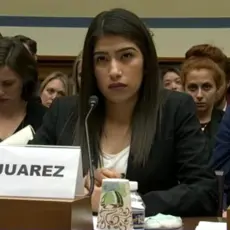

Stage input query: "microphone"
[{"left": 85, "top": 95, "right": 99, "bottom": 196}]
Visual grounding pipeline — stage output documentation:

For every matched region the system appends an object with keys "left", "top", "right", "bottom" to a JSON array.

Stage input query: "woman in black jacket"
[{"left": 32, "top": 8, "right": 218, "bottom": 217}]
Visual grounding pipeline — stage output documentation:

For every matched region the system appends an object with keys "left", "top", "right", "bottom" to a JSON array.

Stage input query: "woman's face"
[
  {"left": 163, "top": 71, "right": 183, "bottom": 92},
  {"left": 93, "top": 35, "right": 144, "bottom": 104},
  {"left": 184, "top": 69, "right": 217, "bottom": 113},
  {"left": 0, "top": 66, "right": 23, "bottom": 107},
  {"left": 40, "top": 78, "right": 66, "bottom": 107}
]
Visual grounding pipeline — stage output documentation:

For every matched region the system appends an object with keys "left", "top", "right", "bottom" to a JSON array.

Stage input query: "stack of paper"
[
  {"left": 0, "top": 125, "right": 35, "bottom": 146},
  {"left": 195, "top": 221, "right": 226, "bottom": 230}
]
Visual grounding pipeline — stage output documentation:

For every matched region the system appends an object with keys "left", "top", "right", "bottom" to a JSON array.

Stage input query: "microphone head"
[{"left": 89, "top": 95, "right": 99, "bottom": 107}]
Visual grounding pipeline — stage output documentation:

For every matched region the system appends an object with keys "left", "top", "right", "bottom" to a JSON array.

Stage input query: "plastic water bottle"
[{"left": 129, "top": 181, "right": 145, "bottom": 230}]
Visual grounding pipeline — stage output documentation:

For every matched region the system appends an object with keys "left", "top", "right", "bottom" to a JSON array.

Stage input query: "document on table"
[
  {"left": 0, "top": 125, "right": 34, "bottom": 145},
  {"left": 195, "top": 221, "right": 226, "bottom": 230}
]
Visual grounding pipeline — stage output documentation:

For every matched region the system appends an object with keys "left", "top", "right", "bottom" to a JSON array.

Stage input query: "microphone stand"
[{"left": 85, "top": 104, "right": 96, "bottom": 197}]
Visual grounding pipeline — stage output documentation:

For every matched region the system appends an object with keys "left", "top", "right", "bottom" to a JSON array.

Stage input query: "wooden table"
[{"left": 182, "top": 217, "right": 226, "bottom": 230}]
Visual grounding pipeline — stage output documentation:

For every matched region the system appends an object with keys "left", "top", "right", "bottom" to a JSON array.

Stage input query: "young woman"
[
  {"left": 181, "top": 57, "right": 225, "bottom": 157},
  {"left": 40, "top": 71, "right": 68, "bottom": 107},
  {"left": 32, "top": 8, "right": 217, "bottom": 217},
  {"left": 161, "top": 67, "right": 183, "bottom": 92},
  {"left": 0, "top": 37, "right": 47, "bottom": 141},
  {"left": 185, "top": 44, "right": 229, "bottom": 111}
]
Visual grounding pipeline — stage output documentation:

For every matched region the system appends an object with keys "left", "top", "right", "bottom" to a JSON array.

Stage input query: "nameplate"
[{"left": 0, "top": 145, "right": 84, "bottom": 199}]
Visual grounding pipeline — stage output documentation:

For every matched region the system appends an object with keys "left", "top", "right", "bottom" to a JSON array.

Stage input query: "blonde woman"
[{"left": 40, "top": 71, "right": 68, "bottom": 107}]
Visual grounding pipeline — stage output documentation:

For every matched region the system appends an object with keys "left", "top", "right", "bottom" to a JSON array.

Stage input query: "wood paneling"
[
  {"left": 37, "top": 56, "right": 75, "bottom": 81},
  {"left": 37, "top": 55, "right": 185, "bottom": 80}
]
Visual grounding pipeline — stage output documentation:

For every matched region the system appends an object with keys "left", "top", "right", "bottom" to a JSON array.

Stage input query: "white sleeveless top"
[{"left": 101, "top": 146, "right": 130, "bottom": 174}]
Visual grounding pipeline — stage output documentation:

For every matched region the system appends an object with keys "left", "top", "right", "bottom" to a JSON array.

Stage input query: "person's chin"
[
  {"left": 197, "top": 106, "right": 207, "bottom": 112},
  {"left": 0, "top": 99, "right": 10, "bottom": 106},
  {"left": 107, "top": 96, "right": 130, "bottom": 104}
]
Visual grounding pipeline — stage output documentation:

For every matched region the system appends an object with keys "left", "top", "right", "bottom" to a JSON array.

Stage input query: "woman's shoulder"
[
  {"left": 50, "top": 95, "right": 78, "bottom": 116},
  {"left": 46, "top": 95, "right": 79, "bottom": 127},
  {"left": 158, "top": 89, "right": 197, "bottom": 133},
  {"left": 24, "top": 100, "right": 47, "bottom": 132},
  {"left": 161, "top": 89, "right": 194, "bottom": 111},
  {"left": 54, "top": 95, "right": 78, "bottom": 108},
  {"left": 27, "top": 100, "right": 47, "bottom": 117},
  {"left": 211, "top": 107, "right": 225, "bottom": 122},
  {"left": 30, "top": 96, "right": 79, "bottom": 145}
]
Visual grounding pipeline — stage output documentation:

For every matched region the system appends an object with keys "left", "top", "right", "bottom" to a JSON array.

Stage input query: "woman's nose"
[{"left": 109, "top": 59, "right": 122, "bottom": 81}]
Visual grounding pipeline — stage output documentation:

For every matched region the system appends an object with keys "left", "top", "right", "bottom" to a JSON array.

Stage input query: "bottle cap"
[{"left": 129, "top": 181, "right": 138, "bottom": 191}]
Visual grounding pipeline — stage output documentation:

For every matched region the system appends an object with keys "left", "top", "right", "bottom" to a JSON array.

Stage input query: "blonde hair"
[{"left": 40, "top": 71, "right": 68, "bottom": 94}]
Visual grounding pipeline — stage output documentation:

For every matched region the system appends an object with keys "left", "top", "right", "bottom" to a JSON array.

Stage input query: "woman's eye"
[
  {"left": 121, "top": 52, "right": 133, "bottom": 60},
  {"left": 96, "top": 56, "right": 107, "bottom": 63}
]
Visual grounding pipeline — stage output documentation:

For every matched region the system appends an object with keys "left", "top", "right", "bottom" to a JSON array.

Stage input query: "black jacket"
[{"left": 32, "top": 90, "right": 218, "bottom": 217}]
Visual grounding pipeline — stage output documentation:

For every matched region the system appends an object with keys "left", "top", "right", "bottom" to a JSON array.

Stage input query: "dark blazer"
[
  {"left": 203, "top": 108, "right": 224, "bottom": 159},
  {"left": 32, "top": 90, "right": 218, "bottom": 217},
  {"left": 15, "top": 100, "right": 47, "bottom": 134},
  {"left": 211, "top": 106, "right": 230, "bottom": 204}
]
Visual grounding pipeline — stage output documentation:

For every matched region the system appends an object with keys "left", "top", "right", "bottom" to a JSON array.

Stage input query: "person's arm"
[
  {"left": 30, "top": 99, "right": 59, "bottom": 145},
  {"left": 210, "top": 107, "right": 230, "bottom": 207},
  {"left": 211, "top": 107, "right": 230, "bottom": 173},
  {"left": 142, "top": 94, "right": 218, "bottom": 217}
]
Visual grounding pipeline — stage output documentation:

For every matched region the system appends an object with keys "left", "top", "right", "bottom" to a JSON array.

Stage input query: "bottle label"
[{"left": 132, "top": 210, "right": 145, "bottom": 229}]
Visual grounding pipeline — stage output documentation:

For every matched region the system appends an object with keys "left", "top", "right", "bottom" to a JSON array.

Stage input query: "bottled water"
[{"left": 130, "top": 181, "right": 145, "bottom": 230}]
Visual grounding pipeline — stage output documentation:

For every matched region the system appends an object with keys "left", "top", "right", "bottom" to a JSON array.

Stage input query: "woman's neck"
[
  {"left": 216, "top": 98, "right": 227, "bottom": 111},
  {"left": 197, "top": 108, "right": 213, "bottom": 125},
  {"left": 105, "top": 98, "right": 137, "bottom": 125},
  {"left": 0, "top": 100, "right": 27, "bottom": 118}
]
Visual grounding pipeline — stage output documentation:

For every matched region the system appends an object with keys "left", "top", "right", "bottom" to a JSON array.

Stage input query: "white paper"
[
  {"left": 0, "top": 125, "right": 34, "bottom": 145},
  {"left": 0, "top": 145, "right": 84, "bottom": 199},
  {"left": 195, "top": 221, "right": 226, "bottom": 230},
  {"left": 145, "top": 213, "right": 182, "bottom": 229}
]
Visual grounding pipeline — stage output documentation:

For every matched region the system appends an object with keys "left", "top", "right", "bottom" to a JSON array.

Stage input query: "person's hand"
[
  {"left": 84, "top": 174, "right": 102, "bottom": 212},
  {"left": 94, "top": 168, "right": 121, "bottom": 186},
  {"left": 84, "top": 186, "right": 89, "bottom": 195},
  {"left": 91, "top": 185, "right": 102, "bottom": 212},
  {"left": 85, "top": 168, "right": 122, "bottom": 191}
]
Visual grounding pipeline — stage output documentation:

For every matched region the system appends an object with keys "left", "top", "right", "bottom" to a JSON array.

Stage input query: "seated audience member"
[
  {"left": 0, "top": 37, "right": 47, "bottom": 141},
  {"left": 211, "top": 107, "right": 230, "bottom": 206},
  {"left": 185, "top": 44, "right": 229, "bottom": 111},
  {"left": 66, "top": 73, "right": 75, "bottom": 96},
  {"left": 161, "top": 67, "right": 183, "bottom": 92},
  {"left": 14, "top": 35, "right": 37, "bottom": 61},
  {"left": 181, "top": 57, "right": 225, "bottom": 158},
  {"left": 31, "top": 8, "right": 218, "bottom": 217},
  {"left": 14, "top": 35, "right": 40, "bottom": 102},
  {"left": 40, "top": 71, "right": 68, "bottom": 108},
  {"left": 225, "top": 61, "right": 230, "bottom": 104},
  {"left": 71, "top": 51, "right": 82, "bottom": 94}
]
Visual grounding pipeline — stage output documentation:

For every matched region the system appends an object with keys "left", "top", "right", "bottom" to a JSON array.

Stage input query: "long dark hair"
[
  {"left": 0, "top": 37, "right": 38, "bottom": 101},
  {"left": 77, "top": 8, "right": 163, "bottom": 170}
]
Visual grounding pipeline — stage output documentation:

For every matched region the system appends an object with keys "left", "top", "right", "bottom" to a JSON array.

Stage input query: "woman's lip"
[
  {"left": 0, "top": 98, "right": 8, "bottom": 102},
  {"left": 108, "top": 83, "right": 127, "bottom": 89}
]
